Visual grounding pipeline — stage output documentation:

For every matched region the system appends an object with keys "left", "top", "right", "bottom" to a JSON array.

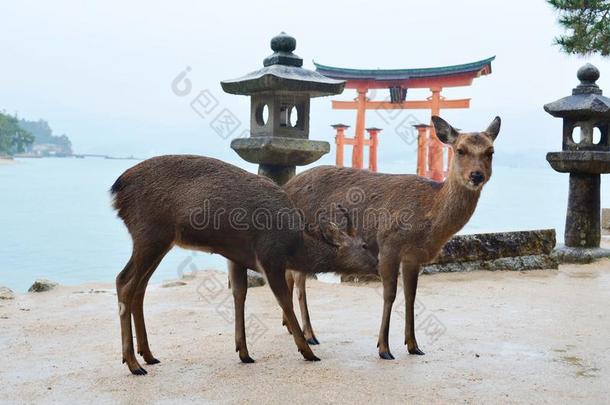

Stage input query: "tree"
[
  {"left": 17, "top": 118, "right": 73, "bottom": 154},
  {"left": 548, "top": 0, "right": 610, "bottom": 56},
  {"left": 0, "top": 113, "right": 35, "bottom": 155}
]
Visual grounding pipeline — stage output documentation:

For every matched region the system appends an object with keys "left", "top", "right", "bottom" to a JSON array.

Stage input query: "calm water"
[{"left": 1, "top": 157, "right": 607, "bottom": 292}]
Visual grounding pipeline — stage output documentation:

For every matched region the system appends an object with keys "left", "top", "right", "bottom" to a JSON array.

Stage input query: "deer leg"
[
  {"left": 377, "top": 254, "right": 400, "bottom": 360},
  {"left": 262, "top": 263, "right": 319, "bottom": 362},
  {"left": 116, "top": 256, "right": 147, "bottom": 375},
  {"left": 117, "top": 241, "right": 171, "bottom": 375},
  {"left": 402, "top": 261, "right": 424, "bottom": 355},
  {"left": 282, "top": 270, "right": 295, "bottom": 335},
  {"left": 229, "top": 260, "right": 254, "bottom": 363},
  {"left": 294, "top": 271, "right": 319, "bottom": 345},
  {"left": 132, "top": 249, "right": 169, "bottom": 365}
]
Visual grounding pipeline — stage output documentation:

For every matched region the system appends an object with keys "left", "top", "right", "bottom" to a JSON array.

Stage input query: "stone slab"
[
  {"left": 423, "top": 254, "right": 557, "bottom": 274},
  {"left": 231, "top": 137, "right": 329, "bottom": 166},
  {"left": 433, "top": 229, "right": 556, "bottom": 264},
  {"left": 547, "top": 151, "right": 610, "bottom": 174},
  {"left": 341, "top": 230, "right": 558, "bottom": 282}
]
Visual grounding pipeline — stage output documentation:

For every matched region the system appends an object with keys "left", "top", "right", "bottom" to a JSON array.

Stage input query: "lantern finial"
[
  {"left": 574, "top": 63, "right": 602, "bottom": 95},
  {"left": 264, "top": 32, "right": 302, "bottom": 67}
]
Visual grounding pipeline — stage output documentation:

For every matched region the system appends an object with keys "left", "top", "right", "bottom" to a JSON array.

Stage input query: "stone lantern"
[
  {"left": 221, "top": 32, "right": 345, "bottom": 185},
  {"left": 545, "top": 63, "right": 610, "bottom": 261}
]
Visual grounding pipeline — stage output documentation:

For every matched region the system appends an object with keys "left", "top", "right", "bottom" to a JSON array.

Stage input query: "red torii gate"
[{"left": 315, "top": 57, "right": 494, "bottom": 180}]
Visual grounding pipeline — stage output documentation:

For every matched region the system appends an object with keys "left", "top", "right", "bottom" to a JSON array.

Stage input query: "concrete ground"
[{"left": 1, "top": 259, "right": 609, "bottom": 404}]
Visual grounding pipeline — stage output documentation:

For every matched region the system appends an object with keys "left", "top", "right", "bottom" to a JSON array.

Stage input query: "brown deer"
[
  {"left": 283, "top": 116, "right": 501, "bottom": 358},
  {"left": 111, "top": 155, "right": 377, "bottom": 375}
]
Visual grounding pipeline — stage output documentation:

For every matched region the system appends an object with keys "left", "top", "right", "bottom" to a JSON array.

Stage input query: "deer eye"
[
  {"left": 457, "top": 148, "right": 466, "bottom": 156},
  {"left": 362, "top": 243, "right": 368, "bottom": 249}
]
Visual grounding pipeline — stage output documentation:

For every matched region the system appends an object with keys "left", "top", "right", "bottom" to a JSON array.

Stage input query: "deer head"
[
  {"left": 311, "top": 204, "right": 378, "bottom": 274},
  {"left": 432, "top": 116, "right": 501, "bottom": 191}
]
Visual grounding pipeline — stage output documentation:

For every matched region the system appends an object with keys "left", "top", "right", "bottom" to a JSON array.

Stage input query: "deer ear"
[
  {"left": 431, "top": 116, "right": 459, "bottom": 145},
  {"left": 485, "top": 116, "right": 501, "bottom": 141},
  {"left": 319, "top": 221, "right": 347, "bottom": 247}
]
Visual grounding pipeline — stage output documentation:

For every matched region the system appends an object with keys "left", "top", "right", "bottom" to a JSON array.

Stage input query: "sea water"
[{"left": 0, "top": 157, "right": 603, "bottom": 292}]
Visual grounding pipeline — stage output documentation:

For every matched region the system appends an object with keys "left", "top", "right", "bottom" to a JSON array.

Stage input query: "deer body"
[
  {"left": 283, "top": 116, "right": 501, "bottom": 358},
  {"left": 111, "top": 155, "right": 377, "bottom": 375}
]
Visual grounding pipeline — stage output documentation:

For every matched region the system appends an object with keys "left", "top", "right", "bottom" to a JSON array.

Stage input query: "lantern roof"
[
  {"left": 221, "top": 32, "right": 345, "bottom": 97},
  {"left": 544, "top": 64, "right": 610, "bottom": 119}
]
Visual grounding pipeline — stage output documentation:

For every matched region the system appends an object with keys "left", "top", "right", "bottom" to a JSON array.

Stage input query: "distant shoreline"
[
  {"left": 11, "top": 154, "right": 141, "bottom": 161},
  {"left": 0, "top": 157, "right": 16, "bottom": 165}
]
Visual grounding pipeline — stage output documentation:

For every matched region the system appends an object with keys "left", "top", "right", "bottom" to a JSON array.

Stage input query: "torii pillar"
[
  {"left": 332, "top": 123, "right": 349, "bottom": 167},
  {"left": 414, "top": 124, "right": 430, "bottom": 177},
  {"left": 353, "top": 89, "right": 367, "bottom": 168},
  {"left": 428, "top": 88, "right": 446, "bottom": 180},
  {"left": 366, "top": 127, "right": 382, "bottom": 172}
]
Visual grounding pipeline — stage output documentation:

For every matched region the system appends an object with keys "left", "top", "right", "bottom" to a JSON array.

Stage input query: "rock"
[
  {"left": 28, "top": 279, "right": 58, "bottom": 293},
  {"left": 247, "top": 270, "right": 265, "bottom": 287},
  {"left": 340, "top": 274, "right": 381, "bottom": 283},
  {"left": 423, "top": 254, "right": 558, "bottom": 274},
  {"left": 342, "top": 229, "right": 559, "bottom": 283},
  {"left": 433, "top": 229, "right": 556, "bottom": 264},
  {"left": 0, "top": 286, "right": 15, "bottom": 300},
  {"left": 162, "top": 280, "right": 188, "bottom": 288}
]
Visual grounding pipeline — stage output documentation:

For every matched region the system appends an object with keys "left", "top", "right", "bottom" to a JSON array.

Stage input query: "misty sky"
[{"left": 2, "top": 0, "right": 609, "bottom": 172}]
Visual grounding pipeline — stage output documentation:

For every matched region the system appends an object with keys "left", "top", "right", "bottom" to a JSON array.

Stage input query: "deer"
[
  {"left": 282, "top": 116, "right": 501, "bottom": 358},
  {"left": 110, "top": 154, "right": 378, "bottom": 375}
]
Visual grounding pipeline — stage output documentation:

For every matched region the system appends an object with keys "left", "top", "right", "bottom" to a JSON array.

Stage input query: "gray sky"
[{"left": 1, "top": 0, "right": 609, "bottom": 171}]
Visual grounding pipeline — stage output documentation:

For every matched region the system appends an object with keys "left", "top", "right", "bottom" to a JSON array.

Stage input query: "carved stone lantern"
[
  {"left": 545, "top": 63, "right": 610, "bottom": 261},
  {"left": 221, "top": 32, "right": 345, "bottom": 185}
]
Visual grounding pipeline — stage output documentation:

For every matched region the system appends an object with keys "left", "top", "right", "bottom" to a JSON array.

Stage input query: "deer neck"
[
  {"left": 429, "top": 171, "right": 481, "bottom": 241},
  {"left": 288, "top": 233, "right": 335, "bottom": 274}
]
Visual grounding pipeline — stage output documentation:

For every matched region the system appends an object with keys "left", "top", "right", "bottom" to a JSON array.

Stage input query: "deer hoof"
[
  {"left": 300, "top": 351, "right": 321, "bottom": 361},
  {"left": 131, "top": 367, "right": 148, "bottom": 375},
  {"left": 240, "top": 355, "right": 255, "bottom": 364},
  {"left": 408, "top": 347, "right": 425, "bottom": 355},
  {"left": 139, "top": 351, "right": 161, "bottom": 364},
  {"left": 379, "top": 351, "right": 395, "bottom": 360},
  {"left": 306, "top": 337, "right": 320, "bottom": 345}
]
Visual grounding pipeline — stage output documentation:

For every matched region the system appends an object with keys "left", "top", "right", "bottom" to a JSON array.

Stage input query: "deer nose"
[{"left": 469, "top": 171, "right": 485, "bottom": 185}]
